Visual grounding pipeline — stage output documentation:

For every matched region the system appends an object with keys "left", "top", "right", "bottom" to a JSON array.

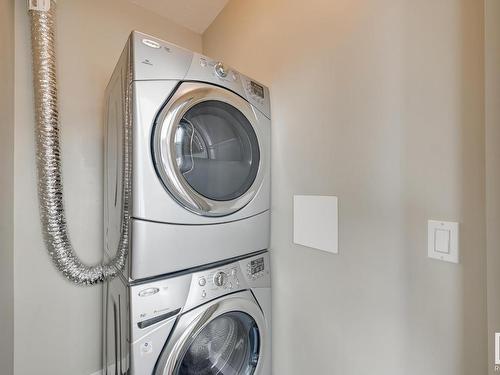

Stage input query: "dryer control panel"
[
  {"left": 185, "top": 53, "right": 270, "bottom": 118},
  {"left": 130, "top": 31, "right": 271, "bottom": 119}
]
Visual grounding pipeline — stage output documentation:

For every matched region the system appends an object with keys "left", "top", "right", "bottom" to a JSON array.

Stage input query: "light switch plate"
[
  {"left": 428, "top": 220, "right": 459, "bottom": 263},
  {"left": 293, "top": 195, "right": 338, "bottom": 254}
]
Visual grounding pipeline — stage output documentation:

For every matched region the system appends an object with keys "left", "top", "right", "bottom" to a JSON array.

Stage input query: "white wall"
[
  {"left": 203, "top": 0, "right": 487, "bottom": 374},
  {"left": 13, "top": 1, "right": 201, "bottom": 374},
  {"left": 486, "top": 1, "right": 500, "bottom": 373},
  {"left": 0, "top": 0, "right": 15, "bottom": 373}
]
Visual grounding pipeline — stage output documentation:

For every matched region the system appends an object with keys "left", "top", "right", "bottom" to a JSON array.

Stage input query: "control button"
[
  {"left": 198, "top": 277, "right": 206, "bottom": 287},
  {"left": 228, "top": 282, "right": 233, "bottom": 289},
  {"left": 201, "top": 290, "right": 206, "bottom": 298},
  {"left": 141, "top": 341, "right": 153, "bottom": 355},
  {"left": 200, "top": 58, "right": 207, "bottom": 67},
  {"left": 232, "top": 72, "right": 238, "bottom": 81},
  {"left": 235, "top": 278, "right": 239, "bottom": 286},
  {"left": 213, "top": 271, "right": 228, "bottom": 287},
  {"left": 214, "top": 62, "right": 228, "bottom": 78},
  {"left": 231, "top": 269, "right": 237, "bottom": 276},
  {"left": 138, "top": 287, "right": 160, "bottom": 297}
]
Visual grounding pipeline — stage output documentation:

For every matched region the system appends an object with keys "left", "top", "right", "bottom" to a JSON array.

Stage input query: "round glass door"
[
  {"left": 153, "top": 83, "right": 264, "bottom": 217},
  {"left": 176, "top": 312, "right": 260, "bottom": 375},
  {"left": 174, "top": 101, "right": 260, "bottom": 202}
]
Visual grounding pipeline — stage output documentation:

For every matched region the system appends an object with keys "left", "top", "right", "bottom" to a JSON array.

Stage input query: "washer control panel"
[
  {"left": 247, "top": 256, "right": 266, "bottom": 280},
  {"left": 185, "top": 252, "right": 271, "bottom": 310},
  {"left": 194, "top": 264, "right": 241, "bottom": 300},
  {"left": 213, "top": 271, "right": 228, "bottom": 287}
]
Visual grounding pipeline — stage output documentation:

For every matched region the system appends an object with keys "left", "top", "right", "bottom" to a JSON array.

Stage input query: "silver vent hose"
[{"left": 29, "top": 1, "right": 129, "bottom": 285}]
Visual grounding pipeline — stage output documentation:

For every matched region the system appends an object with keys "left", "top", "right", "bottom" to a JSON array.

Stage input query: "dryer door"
[
  {"left": 152, "top": 82, "right": 265, "bottom": 217},
  {"left": 154, "top": 295, "right": 267, "bottom": 375}
]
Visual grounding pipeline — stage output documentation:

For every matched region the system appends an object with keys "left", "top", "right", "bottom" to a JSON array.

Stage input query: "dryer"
[
  {"left": 104, "top": 32, "right": 271, "bottom": 280},
  {"left": 103, "top": 251, "right": 271, "bottom": 375}
]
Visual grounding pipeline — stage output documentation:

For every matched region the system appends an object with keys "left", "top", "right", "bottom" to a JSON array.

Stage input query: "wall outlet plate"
[{"left": 428, "top": 220, "right": 459, "bottom": 264}]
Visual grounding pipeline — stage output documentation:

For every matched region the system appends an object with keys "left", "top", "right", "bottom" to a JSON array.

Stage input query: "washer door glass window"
[
  {"left": 174, "top": 100, "right": 260, "bottom": 202},
  {"left": 176, "top": 312, "right": 260, "bottom": 375}
]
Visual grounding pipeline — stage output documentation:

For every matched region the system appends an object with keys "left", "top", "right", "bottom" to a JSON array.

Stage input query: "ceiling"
[{"left": 128, "top": 0, "right": 230, "bottom": 34}]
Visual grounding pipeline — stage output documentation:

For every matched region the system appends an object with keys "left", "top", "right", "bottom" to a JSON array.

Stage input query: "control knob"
[
  {"left": 213, "top": 271, "right": 228, "bottom": 287},
  {"left": 214, "top": 62, "right": 228, "bottom": 78}
]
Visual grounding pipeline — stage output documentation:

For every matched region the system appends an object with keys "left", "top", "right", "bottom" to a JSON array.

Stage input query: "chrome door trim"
[
  {"left": 152, "top": 82, "right": 265, "bottom": 217},
  {"left": 155, "top": 293, "right": 267, "bottom": 375}
]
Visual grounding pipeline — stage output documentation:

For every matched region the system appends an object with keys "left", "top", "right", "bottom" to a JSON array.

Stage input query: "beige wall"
[
  {"left": 13, "top": 1, "right": 201, "bottom": 374},
  {"left": 8, "top": 0, "right": 495, "bottom": 373},
  {"left": 203, "top": 0, "right": 487, "bottom": 374},
  {"left": 486, "top": 1, "right": 500, "bottom": 373},
  {"left": 0, "top": 0, "right": 15, "bottom": 373}
]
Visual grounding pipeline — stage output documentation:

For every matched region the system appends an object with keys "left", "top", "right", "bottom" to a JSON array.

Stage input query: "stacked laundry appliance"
[{"left": 102, "top": 32, "right": 271, "bottom": 375}]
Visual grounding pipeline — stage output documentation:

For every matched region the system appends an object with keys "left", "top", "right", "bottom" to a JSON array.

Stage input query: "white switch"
[
  {"left": 434, "top": 229, "right": 450, "bottom": 254},
  {"left": 428, "top": 220, "right": 459, "bottom": 263},
  {"left": 293, "top": 195, "right": 338, "bottom": 254}
]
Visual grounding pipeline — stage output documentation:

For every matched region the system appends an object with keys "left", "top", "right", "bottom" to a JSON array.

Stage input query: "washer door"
[
  {"left": 154, "top": 296, "right": 267, "bottom": 375},
  {"left": 153, "top": 82, "right": 264, "bottom": 217}
]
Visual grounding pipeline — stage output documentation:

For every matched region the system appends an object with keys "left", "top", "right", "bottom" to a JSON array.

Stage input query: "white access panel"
[{"left": 293, "top": 195, "right": 339, "bottom": 254}]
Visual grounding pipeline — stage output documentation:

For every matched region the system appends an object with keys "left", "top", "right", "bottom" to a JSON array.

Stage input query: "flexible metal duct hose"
[{"left": 29, "top": 1, "right": 129, "bottom": 285}]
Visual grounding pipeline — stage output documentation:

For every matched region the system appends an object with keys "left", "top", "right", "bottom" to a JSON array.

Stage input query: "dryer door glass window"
[
  {"left": 174, "top": 101, "right": 260, "bottom": 202},
  {"left": 176, "top": 311, "right": 260, "bottom": 375}
]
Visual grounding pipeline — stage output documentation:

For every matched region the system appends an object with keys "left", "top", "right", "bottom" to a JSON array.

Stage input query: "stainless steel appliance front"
[{"left": 103, "top": 252, "right": 272, "bottom": 375}]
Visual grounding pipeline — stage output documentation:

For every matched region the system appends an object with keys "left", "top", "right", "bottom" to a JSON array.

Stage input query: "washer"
[
  {"left": 104, "top": 31, "right": 271, "bottom": 280},
  {"left": 103, "top": 251, "right": 271, "bottom": 375}
]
